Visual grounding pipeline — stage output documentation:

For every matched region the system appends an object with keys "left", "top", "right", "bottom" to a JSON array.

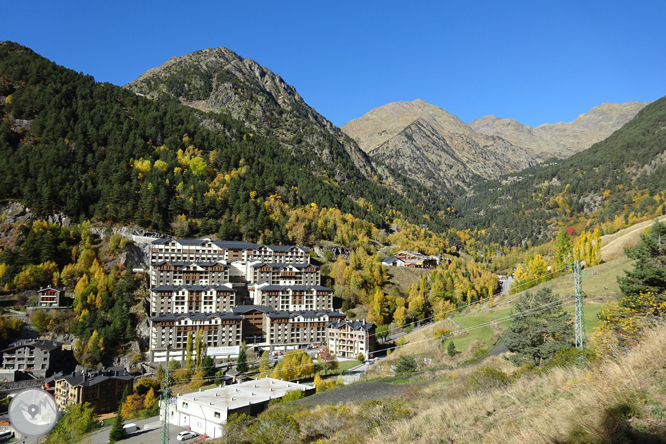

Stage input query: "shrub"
[
  {"left": 511, "top": 364, "right": 541, "bottom": 381},
  {"left": 542, "top": 347, "right": 598, "bottom": 371},
  {"left": 282, "top": 389, "right": 305, "bottom": 403},
  {"left": 404, "top": 325, "right": 413, "bottom": 334},
  {"left": 357, "top": 353, "right": 366, "bottom": 363},
  {"left": 433, "top": 328, "right": 452, "bottom": 340},
  {"left": 466, "top": 367, "right": 509, "bottom": 392},
  {"left": 395, "top": 356, "right": 417, "bottom": 374},
  {"left": 188, "top": 371, "right": 206, "bottom": 390},
  {"left": 473, "top": 348, "right": 489, "bottom": 360},
  {"left": 249, "top": 413, "right": 300, "bottom": 444}
]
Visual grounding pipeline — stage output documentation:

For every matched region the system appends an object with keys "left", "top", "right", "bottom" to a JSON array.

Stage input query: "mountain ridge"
[
  {"left": 342, "top": 99, "right": 538, "bottom": 194},
  {"left": 468, "top": 101, "right": 648, "bottom": 160}
]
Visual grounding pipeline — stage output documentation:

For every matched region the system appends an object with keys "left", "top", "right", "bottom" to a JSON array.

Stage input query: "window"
[
  {"left": 214, "top": 411, "right": 221, "bottom": 418},
  {"left": 182, "top": 402, "right": 188, "bottom": 408}
]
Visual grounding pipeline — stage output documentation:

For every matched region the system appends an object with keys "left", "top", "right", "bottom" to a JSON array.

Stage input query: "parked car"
[
  {"left": 123, "top": 423, "right": 139, "bottom": 433},
  {"left": 177, "top": 431, "right": 198, "bottom": 441}
]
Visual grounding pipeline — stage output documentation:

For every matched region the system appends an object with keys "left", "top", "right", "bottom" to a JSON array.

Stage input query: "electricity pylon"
[
  {"left": 160, "top": 368, "right": 170, "bottom": 444},
  {"left": 573, "top": 260, "right": 586, "bottom": 350}
]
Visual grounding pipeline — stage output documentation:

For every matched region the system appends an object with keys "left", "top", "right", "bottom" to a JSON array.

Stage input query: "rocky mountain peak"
[{"left": 126, "top": 46, "right": 374, "bottom": 177}]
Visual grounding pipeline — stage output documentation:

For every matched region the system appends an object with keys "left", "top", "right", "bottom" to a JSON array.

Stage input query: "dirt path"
[{"left": 601, "top": 215, "right": 666, "bottom": 261}]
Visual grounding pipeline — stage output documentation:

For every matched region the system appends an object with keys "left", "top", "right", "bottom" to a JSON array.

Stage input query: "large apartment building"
[
  {"left": 150, "top": 284, "right": 237, "bottom": 317},
  {"left": 150, "top": 312, "right": 243, "bottom": 363}
]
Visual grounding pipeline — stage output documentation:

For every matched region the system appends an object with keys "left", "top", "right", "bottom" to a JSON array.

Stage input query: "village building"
[
  {"left": 393, "top": 251, "right": 437, "bottom": 268},
  {"left": 53, "top": 367, "right": 133, "bottom": 414},
  {"left": 37, "top": 286, "right": 68, "bottom": 307},
  {"left": 162, "top": 377, "right": 315, "bottom": 439},
  {"left": 1, "top": 340, "right": 71, "bottom": 378},
  {"left": 326, "top": 320, "right": 376, "bottom": 359},
  {"left": 381, "top": 256, "right": 405, "bottom": 267}
]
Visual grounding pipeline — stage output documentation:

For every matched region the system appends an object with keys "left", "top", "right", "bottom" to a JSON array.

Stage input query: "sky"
[{"left": 3, "top": 0, "right": 666, "bottom": 128}]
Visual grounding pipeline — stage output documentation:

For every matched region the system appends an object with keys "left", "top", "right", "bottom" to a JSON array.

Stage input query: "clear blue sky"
[{"left": 4, "top": 0, "right": 665, "bottom": 128}]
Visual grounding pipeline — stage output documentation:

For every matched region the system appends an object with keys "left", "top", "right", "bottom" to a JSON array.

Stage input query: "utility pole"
[
  {"left": 574, "top": 260, "right": 586, "bottom": 350},
  {"left": 160, "top": 367, "right": 170, "bottom": 444}
]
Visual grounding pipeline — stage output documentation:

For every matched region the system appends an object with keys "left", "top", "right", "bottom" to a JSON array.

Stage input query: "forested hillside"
[
  {"left": 453, "top": 95, "right": 666, "bottom": 246},
  {"left": 0, "top": 42, "right": 450, "bottom": 242}
]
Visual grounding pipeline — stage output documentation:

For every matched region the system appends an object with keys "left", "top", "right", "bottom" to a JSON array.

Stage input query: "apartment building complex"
[
  {"left": 53, "top": 367, "right": 133, "bottom": 414},
  {"left": 148, "top": 237, "right": 376, "bottom": 364}
]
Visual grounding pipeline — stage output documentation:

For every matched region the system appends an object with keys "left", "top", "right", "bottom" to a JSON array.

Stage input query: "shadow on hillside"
[{"left": 553, "top": 402, "right": 666, "bottom": 444}]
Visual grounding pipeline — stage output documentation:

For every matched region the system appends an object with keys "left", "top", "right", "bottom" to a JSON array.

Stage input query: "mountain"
[
  {"left": 0, "top": 42, "right": 451, "bottom": 240},
  {"left": 452, "top": 95, "right": 666, "bottom": 246},
  {"left": 342, "top": 99, "right": 538, "bottom": 195},
  {"left": 125, "top": 47, "right": 374, "bottom": 178},
  {"left": 469, "top": 101, "right": 648, "bottom": 161}
]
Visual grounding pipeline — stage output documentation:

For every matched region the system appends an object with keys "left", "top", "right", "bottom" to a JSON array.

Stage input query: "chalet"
[
  {"left": 37, "top": 286, "right": 67, "bottom": 307},
  {"left": 393, "top": 251, "right": 437, "bottom": 268}
]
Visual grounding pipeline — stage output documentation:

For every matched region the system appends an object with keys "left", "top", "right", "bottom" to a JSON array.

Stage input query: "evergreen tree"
[
  {"left": 618, "top": 220, "right": 666, "bottom": 300},
  {"left": 447, "top": 340, "right": 457, "bottom": 357},
  {"left": 108, "top": 411, "right": 126, "bottom": 443},
  {"left": 504, "top": 287, "right": 573, "bottom": 366},
  {"left": 202, "top": 355, "right": 216, "bottom": 380},
  {"left": 236, "top": 342, "right": 248, "bottom": 373}
]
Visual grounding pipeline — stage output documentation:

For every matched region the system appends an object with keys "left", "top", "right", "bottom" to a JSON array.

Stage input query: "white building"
[
  {"left": 326, "top": 320, "right": 376, "bottom": 359},
  {"left": 162, "top": 377, "right": 315, "bottom": 438}
]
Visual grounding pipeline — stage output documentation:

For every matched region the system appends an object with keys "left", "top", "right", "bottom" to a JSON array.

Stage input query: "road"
[{"left": 15, "top": 416, "right": 191, "bottom": 444}]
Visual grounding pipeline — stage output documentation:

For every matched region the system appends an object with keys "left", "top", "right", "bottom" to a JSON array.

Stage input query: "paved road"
[
  {"left": 15, "top": 415, "right": 191, "bottom": 444},
  {"left": 87, "top": 416, "right": 191, "bottom": 444}
]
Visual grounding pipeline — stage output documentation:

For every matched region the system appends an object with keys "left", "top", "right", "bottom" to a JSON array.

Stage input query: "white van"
[{"left": 123, "top": 423, "right": 139, "bottom": 434}]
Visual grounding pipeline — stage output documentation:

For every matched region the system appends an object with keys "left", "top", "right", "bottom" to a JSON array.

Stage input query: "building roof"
[
  {"left": 255, "top": 245, "right": 310, "bottom": 253},
  {"left": 150, "top": 312, "right": 244, "bottom": 322},
  {"left": 2, "top": 340, "right": 60, "bottom": 353},
  {"left": 37, "top": 286, "right": 65, "bottom": 294},
  {"left": 176, "top": 377, "right": 313, "bottom": 412},
  {"left": 151, "top": 285, "right": 236, "bottom": 292},
  {"left": 55, "top": 367, "right": 132, "bottom": 388},
  {"left": 381, "top": 256, "right": 404, "bottom": 265},
  {"left": 255, "top": 285, "right": 332, "bottom": 292},
  {"left": 152, "top": 238, "right": 259, "bottom": 250},
  {"left": 250, "top": 262, "right": 318, "bottom": 270},
  {"left": 231, "top": 305, "right": 275, "bottom": 314},
  {"left": 327, "top": 320, "right": 375, "bottom": 331},
  {"left": 267, "top": 310, "right": 345, "bottom": 320}
]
